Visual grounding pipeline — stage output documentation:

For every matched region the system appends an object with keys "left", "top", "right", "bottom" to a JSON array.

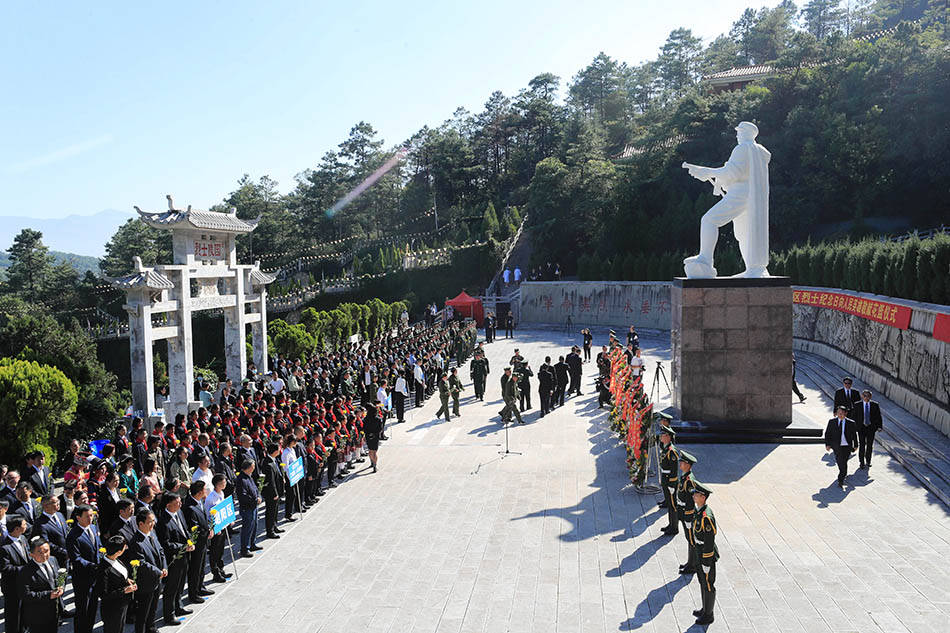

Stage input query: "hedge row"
[
  {"left": 268, "top": 298, "right": 409, "bottom": 361},
  {"left": 770, "top": 233, "right": 950, "bottom": 305}
]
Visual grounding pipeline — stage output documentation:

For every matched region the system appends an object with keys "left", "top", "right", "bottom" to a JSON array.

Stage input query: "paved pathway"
[{"left": 173, "top": 328, "right": 950, "bottom": 633}]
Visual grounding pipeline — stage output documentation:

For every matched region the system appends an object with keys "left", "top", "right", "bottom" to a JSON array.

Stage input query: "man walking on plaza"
[
  {"left": 449, "top": 368, "right": 464, "bottom": 417},
  {"left": 435, "top": 374, "right": 451, "bottom": 422},
  {"left": 470, "top": 350, "right": 489, "bottom": 401},
  {"left": 499, "top": 370, "right": 523, "bottom": 424},
  {"left": 833, "top": 377, "right": 860, "bottom": 414},
  {"left": 538, "top": 357, "right": 555, "bottom": 417},
  {"left": 825, "top": 405, "right": 858, "bottom": 488},
  {"left": 852, "top": 389, "right": 882, "bottom": 469},
  {"left": 566, "top": 346, "right": 583, "bottom": 396},
  {"left": 553, "top": 356, "right": 569, "bottom": 407}
]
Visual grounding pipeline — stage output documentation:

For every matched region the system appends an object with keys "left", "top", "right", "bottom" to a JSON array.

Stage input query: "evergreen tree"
[{"left": 6, "top": 229, "right": 53, "bottom": 301}]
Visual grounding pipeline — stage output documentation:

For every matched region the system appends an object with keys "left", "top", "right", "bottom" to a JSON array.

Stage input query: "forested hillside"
[{"left": 97, "top": 1, "right": 948, "bottom": 283}]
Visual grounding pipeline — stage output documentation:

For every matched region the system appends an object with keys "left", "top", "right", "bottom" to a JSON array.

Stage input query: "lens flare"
[{"left": 325, "top": 149, "right": 407, "bottom": 218}]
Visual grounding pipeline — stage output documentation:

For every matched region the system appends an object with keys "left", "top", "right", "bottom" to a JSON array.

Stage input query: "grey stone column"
[
  {"left": 224, "top": 270, "right": 247, "bottom": 382},
  {"left": 166, "top": 270, "right": 196, "bottom": 417},
  {"left": 127, "top": 297, "right": 155, "bottom": 416},
  {"left": 251, "top": 285, "right": 269, "bottom": 374}
]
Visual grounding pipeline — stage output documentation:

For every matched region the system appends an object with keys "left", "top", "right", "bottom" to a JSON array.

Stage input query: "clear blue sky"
[{"left": 1, "top": 0, "right": 774, "bottom": 220}]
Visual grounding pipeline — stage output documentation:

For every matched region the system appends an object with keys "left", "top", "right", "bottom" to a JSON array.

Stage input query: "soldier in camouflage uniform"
[{"left": 691, "top": 481, "right": 719, "bottom": 625}]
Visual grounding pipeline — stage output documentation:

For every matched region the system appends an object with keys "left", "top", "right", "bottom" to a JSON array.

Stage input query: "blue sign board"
[
  {"left": 286, "top": 457, "right": 305, "bottom": 487},
  {"left": 211, "top": 496, "right": 236, "bottom": 535}
]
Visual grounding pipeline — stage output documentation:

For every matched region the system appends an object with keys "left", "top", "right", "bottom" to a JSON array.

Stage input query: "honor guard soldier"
[
  {"left": 676, "top": 451, "right": 698, "bottom": 574},
  {"left": 691, "top": 481, "right": 719, "bottom": 625},
  {"left": 657, "top": 421, "right": 680, "bottom": 535},
  {"left": 469, "top": 351, "right": 489, "bottom": 401}
]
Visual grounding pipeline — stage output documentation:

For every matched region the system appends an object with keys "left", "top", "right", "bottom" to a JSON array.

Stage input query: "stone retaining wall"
[
  {"left": 519, "top": 281, "right": 672, "bottom": 329},
  {"left": 793, "top": 286, "right": 950, "bottom": 436}
]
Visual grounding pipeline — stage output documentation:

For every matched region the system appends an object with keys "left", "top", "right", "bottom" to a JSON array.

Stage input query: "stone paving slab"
[{"left": 142, "top": 328, "right": 950, "bottom": 633}]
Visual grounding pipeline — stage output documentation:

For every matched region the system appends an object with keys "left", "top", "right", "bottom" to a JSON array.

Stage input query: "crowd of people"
[{"left": 0, "top": 317, "right": 476, "bottom": 633}]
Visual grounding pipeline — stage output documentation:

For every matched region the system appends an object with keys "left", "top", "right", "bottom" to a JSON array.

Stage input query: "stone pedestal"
[{"left": 671, "top": 277, "right": 792, "bottom": 426}]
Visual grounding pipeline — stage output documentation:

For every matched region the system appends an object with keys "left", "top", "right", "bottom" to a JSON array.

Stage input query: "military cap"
[
  {"left": 656, "top": 424, "right": 676, "bottom": 439},
  {"left": 691, "top": 481, "right": 712, "bottom": 497},
  {"left": 678, "top": 450, "right": 697, "bottom": 465},
  {"left": 655, "top": 411, "right": 673, "bottom": 422}
]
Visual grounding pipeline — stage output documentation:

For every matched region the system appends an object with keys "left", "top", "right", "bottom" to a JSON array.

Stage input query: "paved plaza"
[{"left": 173, "top": 328, "right": 950, "bottom": 633}]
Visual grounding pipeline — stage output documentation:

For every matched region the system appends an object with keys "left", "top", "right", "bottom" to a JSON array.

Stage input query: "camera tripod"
[{"left": 634, "top": 360, "right": 673, "bottom": 494}]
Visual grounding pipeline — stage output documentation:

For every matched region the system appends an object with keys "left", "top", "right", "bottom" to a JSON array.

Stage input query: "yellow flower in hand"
[
  {"left": 130, "top": 560, "right": 140, "bottom": 567},
  {"left": 209, "top": 509, "right": 218, "bottom": 516},
  {"left": 99, "top": 547, "right": 107, "bottom": 554}
]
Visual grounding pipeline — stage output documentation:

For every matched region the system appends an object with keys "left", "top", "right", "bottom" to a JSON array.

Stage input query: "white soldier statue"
[{"left": 682, "top": 121, "right": 771, "bottom": 278}]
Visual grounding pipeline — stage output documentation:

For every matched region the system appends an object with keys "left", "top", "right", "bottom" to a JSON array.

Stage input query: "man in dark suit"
[
  {"left": 27, "top": 452, "right": 51, "bottom": 499},
  {"left": 155, "top": 493, "right": 194, "bottom": 626},
  {"left": 107, "top": 499, "right": 137, "bottom": 542},
  {"left": 30, "top": 496, "right": 69, "bottom": 569},
  {"left": 65, "top": 505, "right": 101, "bottom": 633},
  {"left": 10, "top": 483, "right": 38, "bottom": 531},
  {"left": 825, "top": 405, "right": 858, "bottom": 488},
  {"left": 17, "top": 536, "right": 64, "bottom": 633},
  {"left": 1, "top": 515, "right": 31, "bottom": 633},
  {"left": 128, "top": 509, "right": 168, "bottom": 633},
  {"left": 182, "top": 481, "right": 214, "bottom": 604},
  {"left": 553, "top": 356, "right": 569, "bottom": 407},
  {"left": 261, "top": 444, "right": 285, "bottom": 539},
  {"left": 1, "top": 472, "right": 20, "bottom": 506},
  {"left": 833, "top": 377, "right": 861, "bottom": 414},
  {"left": 852, "top": 389, "right": 883, "bottom": 469},
  {"left": 566, "top": 347, "right": 583, "bottom": 396}
]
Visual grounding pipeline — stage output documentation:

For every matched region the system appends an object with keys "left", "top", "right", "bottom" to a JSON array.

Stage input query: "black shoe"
[
  {"left": 164, "top": 619, "right": 183, "bottom": 626},
  {"left": 274, "top": 527, "right": 285, "bottom": 533},
  {"left": 679, "top": 567, "right": 696, "bottom": 574},
  {"left": 211, "top": 575, "right": 227, "bottom": 583},
  {"left": 661, "top": 526, "right": 678, "bottom": 536},
  {"left": 696, "top": 614, "right": 714, "bottom": 625},
  {"left": 175, "top": 608, "right": 193, "bottom": 616},
  {"left": 222, "top": 571, "right": 233, "bottom": 578},
  {"left": 657, "top": 501, "right": 668, "bottom": 508},
  {"left": 188, "top": 596, "right": 206, "bottom": 604},
  {"left": 249, "top": 545, "right": 263, "bottom": 551},
  {"left": 316, "top": 490, "right": 326, "bottom": 496},
  {"left": 266, "top": 533, "right": 280, "bottom": 539},
  {"left": 329, "top": 483, "right": 338, "bottom": 488},
  {"left": 692, "top": 608, "right": 703, "bottom": 617},
  {"left": 381, "top": 435, "right": 389, "bottom": 440},
  {"left": 284, "top": 516, "right": 297, "bottom": 522},
  {"left": 198, "top": 588, "right": 214, "bottom": 596},
  {"left": 241, "top": 551, "right": 253, "bottom": 558},
  {"left": 800, "top": 396, "right": 807, "bottom": 402}
]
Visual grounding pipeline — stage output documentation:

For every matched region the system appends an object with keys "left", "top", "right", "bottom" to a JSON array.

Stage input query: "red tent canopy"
[{"left": 445, "top": 291, "right": 485, "bottom": 326}]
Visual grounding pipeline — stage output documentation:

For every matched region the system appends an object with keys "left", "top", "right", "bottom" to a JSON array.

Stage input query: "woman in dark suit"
[{"left": 94, "top": 535, "right": 137, "bottom": 633}]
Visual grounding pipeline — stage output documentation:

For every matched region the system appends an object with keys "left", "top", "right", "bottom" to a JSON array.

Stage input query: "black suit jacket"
[
  {"left": 10, "top": 497, "right": 39, "bottom": 528},
  {"left": 851, "top": 400, "right": 883, "bottom": 431},
  {"left": 181, "top": 496, "right": 211, "bottom": 547},
  {"left": 66, "top": 523, "right": 101, "bottom": 586},
  {"left": 0, "top": 534, "right": 30, "bottom": 595},
  {"left": 97, "top": 489, "right": 121, "bottom": 532},
  {"left": 155, "top": 509, "right": 191, "bottom": 562},
  {"left": 18, "top": 557, "right": 62, "bottom": 629},
  {"left": 28, "top": 466, "right": 51, "bottom": 497},
  {"left": 262, "top": 456, "right": 285, "bottom": 499},
  {"left": 94, "top": 558, "right": 133, "bottom": 610},
  {"left": 127, "top": 530, "right": 166, "bottom": 593},
  {"left": 824, "top": 417, "right": 858, "bottom": 451},
  {"left": 833, "top": 388, "right": 862, "bottom": 413},
  {"left": 107, "top": 517, "right": 137, "bottom": 545},
  {"left": 31, "top": 512, "right": 69, "bottom": 567}
]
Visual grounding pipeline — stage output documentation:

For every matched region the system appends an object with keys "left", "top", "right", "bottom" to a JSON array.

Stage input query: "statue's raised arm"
[{"left": 682, "top": 121, "right": 771, "bottom": 279}]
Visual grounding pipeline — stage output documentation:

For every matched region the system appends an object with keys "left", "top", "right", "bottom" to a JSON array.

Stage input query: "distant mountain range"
[
  {"left": 0, "top": 249, "right": 101, "bottom": 277},
  {"left": 0, "top": 209, "right": 134, "bottom": 257}
]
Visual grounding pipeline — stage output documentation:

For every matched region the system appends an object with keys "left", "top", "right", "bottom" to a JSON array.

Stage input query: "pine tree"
[{"left": 6, "top": 229, "right": 53, "bottom": 302}]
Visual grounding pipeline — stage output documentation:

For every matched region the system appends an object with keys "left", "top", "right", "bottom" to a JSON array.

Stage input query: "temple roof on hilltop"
[
  {"left": 134, "top": 195, "right": 259, "bottom": 233},
  {"left": 108, "top": 269, "right": 175, "bottom": 291},
  {"left": 250, "top": 269, "right": 277, "bottom": 285},
  {"left": 703, "top": 65, "right": 775, "bottom": 84}
]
